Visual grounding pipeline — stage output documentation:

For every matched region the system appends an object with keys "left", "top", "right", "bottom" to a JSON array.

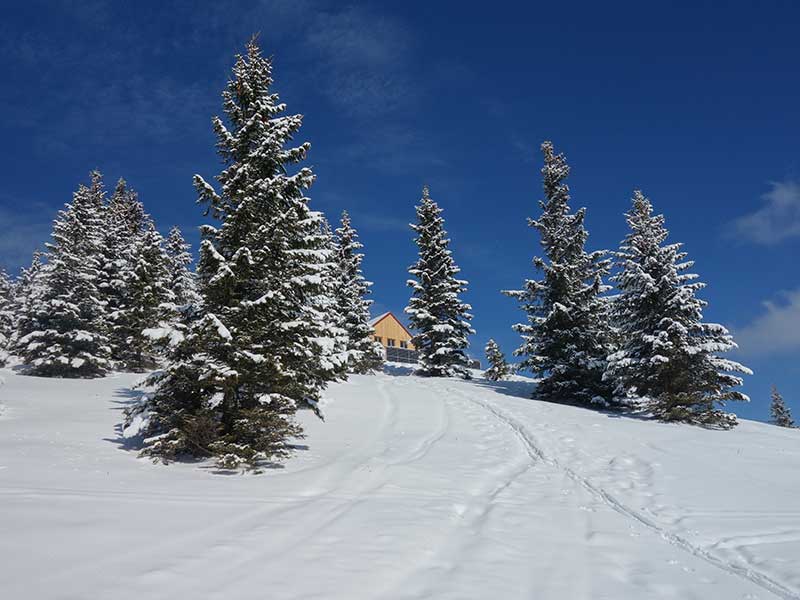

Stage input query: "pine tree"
[
  {"left": 163, "top": 226, "right": 200, "bottom": 309},
  {"left": 316, "top": 217, "right": 350, "bottom": 381},
  {"left": 114, "top": 223, "right": 174, "bottom": 371},
  {"left": 10, "top": 251, "right": 45, "bottom": 354},
  {"left": 769, "top": 386, "right": 795, "bottom": 428},
  {"left": 333, "top": 211, "right": 384, "bottom": 374},
  {"left": 0, "top": 269, "right": 14, "bottom": 365},
  {"left": 484, "top": 339, "right": 512, "bottom": 381},
  {"left": 127, "top": 39, "right": 343, "bottom": 469},
  {"left": 99, "top": 179, "right": 147, "bottom": 365},
  {"left": 18, "top": 172, "right": 111, "bottom": 377},
  {"left": 405, "top": 186, "right": 474, "bottom": 378},
  {"left": 606, "top": 191, "right": 751, "bottom": 428},
  {"left": 504, "top": 141, "right": 613, "bottom": 406}
]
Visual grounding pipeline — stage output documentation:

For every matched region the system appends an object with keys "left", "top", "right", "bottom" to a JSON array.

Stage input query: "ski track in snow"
[
  {"left": 447, "top": 384, "right": 800, "bottom": 600},
  {"left": 1, "top": 368, "right": 799, "bottom": 599}
]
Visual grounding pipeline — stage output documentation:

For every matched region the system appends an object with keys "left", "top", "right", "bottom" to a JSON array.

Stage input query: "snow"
[
  {"left": 367, "top": 311, "right": 391, "bottom": 326},
  {"left": 1, "top": 366, "right": 799, "bottom": 599}
]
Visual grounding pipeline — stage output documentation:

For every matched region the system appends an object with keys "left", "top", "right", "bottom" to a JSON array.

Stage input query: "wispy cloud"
[
  {"left": 734, "top": 288, "right": 800, "bottom": 357},
  {"left": 302, "top": 5, "right": 416, "bottom": 120},
  {"left": 727, "top": 180, "right": 800, "bottom": 244}
]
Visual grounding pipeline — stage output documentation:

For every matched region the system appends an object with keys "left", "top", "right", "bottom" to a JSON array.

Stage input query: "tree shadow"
[
  {"left": 470, "top": 377, "right": 537, "bottom": 401},
  {"left": 479, "top": 378, "right": 658, "bottom": 424},
  {"left": 104, "top": 386, "right": 148, "bottom": 452}
]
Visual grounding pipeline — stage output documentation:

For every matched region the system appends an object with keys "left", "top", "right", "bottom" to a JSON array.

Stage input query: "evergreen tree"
[
  {"left": 484, "top": 339, "right": 512, "bottom": 381},
  {"left": 18, "top": 172, "right": 111, "bottom": 377},
  {"left": 405, "top": 186, "right": 474, "bottom": 378},
  {"left": 606, "top": 191, "right": 751, "bottom": 428},
  {"left": 114, "top": 223, "right": 174, "bottom": 371},
  {"left": 163, "top": 226, "right": 200, "bottom": 309},
  {"left": 333, "top": 211, "right": 384, "bottom": 373},
  {"left": 99, "top": 179, "right": 147, "bottom": 365},
  {"left": 504, "top": 141, "right": 613, "bottom": 406},
  {"left": 316, "top": 217, "right": 350, "bottom": 381},
  {"left": 770, "top": 386, "right": 795, "bottom": 428},
  {"left": 0, "top": 269, "right": 14, "bottom": 365},
  {"left": 127, "top": 39, "right": 343, "bottom": 469},
  {"left": 10, "top": 251, "right": 45, "bottom": 354}
]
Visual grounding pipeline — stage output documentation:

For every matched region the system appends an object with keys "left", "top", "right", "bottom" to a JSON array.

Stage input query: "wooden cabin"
[{"left": 368, "top": 312, "right": 415, "bottom": 351}]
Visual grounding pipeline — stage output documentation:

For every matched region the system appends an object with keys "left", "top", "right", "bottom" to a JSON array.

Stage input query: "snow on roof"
[{"left": 368, "top": 312, "right": 392, "bottom": 327}]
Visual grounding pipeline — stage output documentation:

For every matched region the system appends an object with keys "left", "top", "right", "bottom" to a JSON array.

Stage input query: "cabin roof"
[
  {"left": 367, "top": 311, "right": 392, "bottom": 327},
  {"left": 368, "top": 311, "right": 414, "bottom": 339}
]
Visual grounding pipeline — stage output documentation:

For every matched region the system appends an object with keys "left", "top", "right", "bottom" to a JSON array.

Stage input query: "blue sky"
[{"left": 1, "top": 0, "right": 798, "bottom": 421}]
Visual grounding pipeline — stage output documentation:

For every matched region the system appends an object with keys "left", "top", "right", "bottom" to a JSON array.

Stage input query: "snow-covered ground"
[{"left": 1, "top": 366, "right": 799, "bottom": 600}]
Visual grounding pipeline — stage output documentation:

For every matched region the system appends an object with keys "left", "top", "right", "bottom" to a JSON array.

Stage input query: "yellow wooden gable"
[{"left": 369, "top": 312, "right": 415, "bottom": 351}]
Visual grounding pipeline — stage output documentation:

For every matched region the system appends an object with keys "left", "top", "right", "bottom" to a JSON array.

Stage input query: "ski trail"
[
  {"left": 127, "top": 373, "right": 456, "bottom": 597},
  {"left": 458, "top": 389, "right": 798, "bottom": 600},
  {"left": 373, "top": 384, "right": 539, "bottom": 598}
]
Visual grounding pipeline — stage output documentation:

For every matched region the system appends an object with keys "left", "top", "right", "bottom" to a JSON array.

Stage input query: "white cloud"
[
  {"left": 728, "top": 180, "right": 800, "bottom": 244},
  {"left": 734, "top": 288, "right": 800, "bottom": 357}
]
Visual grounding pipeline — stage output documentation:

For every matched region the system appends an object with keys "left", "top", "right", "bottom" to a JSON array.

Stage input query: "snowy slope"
[{"left": 1, "top": 366, "right": 799, "bottom": 600}]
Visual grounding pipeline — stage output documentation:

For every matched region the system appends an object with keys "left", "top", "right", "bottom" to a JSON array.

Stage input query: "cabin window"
[
  {"left": 400, "top": 341, "right": 408, "bottom": 349},
  {"left": 387, "top": 338, "right": 396, "bottom": 347},
  {"left": 374, "top": 336, "right": 382, "bottom": 344}
]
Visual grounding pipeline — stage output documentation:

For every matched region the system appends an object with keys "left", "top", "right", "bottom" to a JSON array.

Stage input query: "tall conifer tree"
[
  {"left": 606, "top": 191, "right": 751, "bottom": 427},
  {"left": 333, "top": 211, "right": 384, "bottom": 373},
  {"left": 18, "top": 172, "right": 111, "bottom": 377},
  {"left": 114, "top": 224, "right": 174, "bottom": 371},
  {"left": 405, "top": 186, "right": 474, "bottom": 378},
  {"left": 127, "top": 39, "right": 342, "bottom": 468},
  {"left": 505, "top": 142, "right": 613, "bottom": 405}
]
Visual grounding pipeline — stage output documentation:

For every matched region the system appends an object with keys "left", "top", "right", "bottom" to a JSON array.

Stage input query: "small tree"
[
  {"left": 505, "top": 141, "right": 613, "bottom": 406},
  {"left": 18, "top": 172, "right": 111, "bottom": 377},
  {"left": 163, "top": 226, "right": 200, "bottom": 310},
  {"left": 0, "top": 269, "right": 14, "bottom": 365},
  {"left": 607, "top": 191, "right": 751, "bottom": 428},
  {"left": 333, "top": 211, "right": 384, "bottom": 374},
  {"left": 770, "top": 386, "right": 795, "bottom": 428},
  {"left": 484, "top": 339, "right": 511, "bottom": 381},
  {"left": 405, "top": 186, "right": 474, "bottom": 378}
]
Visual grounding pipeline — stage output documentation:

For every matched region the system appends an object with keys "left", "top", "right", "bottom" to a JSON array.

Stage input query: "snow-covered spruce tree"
[
  {"left": 606, "top": 191, "right": 751, "bottom": 428},
  {"left": 127, "top": 40, "right": 345, "bottom": 469},
  {"left": 316, "top": 217, "right": 350, "bottom": 382},
  {"left": 163, "top": 225, "right": 200, "bottom": 309},
  {"left": 770, "top": 386, "right": 795, "bottom": 428},
  {"left": 99, "top": 179, "right": 147, "bottom": 365},
  {"left": 10, "top": 251, "right": 45, "bottom": 354},
  {"left": 484, "top": 339, "right": 512, "bottom": 381},
  {"left": 405, "top": 186, "right": 474, "bottom": 378},
  {"left": 333, "top": 211, "right": 384, "bottom": 373},
  {"left": 504, "top": 141, "right": 614, "bottom": 406},
  {"left": 113, "top": 223, "right": 174, "bottom": 372},
  {"left": 18, "top": 172, "right": 111, "bottom": 377},
  {"left": 0, "top": 269, "right": 14, "bottom": 365}
]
